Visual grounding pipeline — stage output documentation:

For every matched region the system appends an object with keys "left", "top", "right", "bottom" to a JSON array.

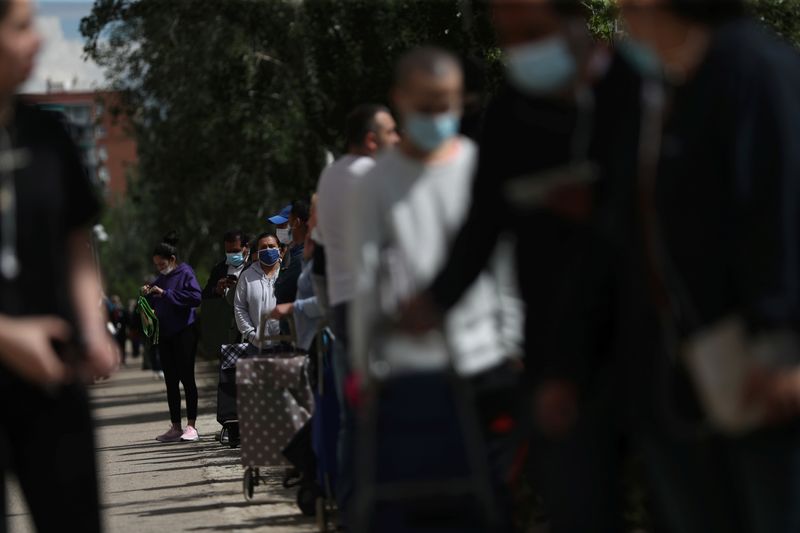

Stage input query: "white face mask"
[
  {"left": 276, "top": 227, "right": 291, "bottom": 245},
  {"left": 159, "top": 263, "right": 175, "bottom": 276}
]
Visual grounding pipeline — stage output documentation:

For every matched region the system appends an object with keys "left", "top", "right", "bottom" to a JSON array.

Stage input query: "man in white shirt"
[
  {"left": 315, "top": 103, "right": 399, "bottom": 522},
  {"left": 316, "top": 104, "right": 400, "bottom": 319},
  {"left": 349, "top": 47, "right": 524, "bottom": 531}
]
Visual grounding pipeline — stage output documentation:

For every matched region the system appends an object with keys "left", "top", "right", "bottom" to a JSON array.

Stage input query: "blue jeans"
[{"left": 640, "top": 421, "right": 800, "bottom": 533}]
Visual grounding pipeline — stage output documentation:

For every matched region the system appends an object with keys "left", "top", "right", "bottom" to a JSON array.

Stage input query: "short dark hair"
[
  {"left": 669, "top": 0, "right": 745, "bottom": 25},
  {"left": 153, "top": 231, "right": 179, "bottom": 259},
  {"left": 290, "top": 199, "right": 310, "bottom": 223},
  {"left": 551, "top": 0, "right": 591, "bottom": 17},
  {"left": 223, "top": 230, "right": 249, "bottom": 246},
  {"left": 345, "top": 104, "right": 390, "bottom": 149},
  {"left": 254, "top": 232, "right": 278, "bottom": 249},
  {"left": 0, "top": 1, "right": 9, "bottom": 22},
  {"left": 394, "top": 46, "right": 462, "bottom": 89}
]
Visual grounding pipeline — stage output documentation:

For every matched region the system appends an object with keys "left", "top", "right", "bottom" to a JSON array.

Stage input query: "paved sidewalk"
[{"left": 5, "top": 361, "right": 316, "bottom": 533}]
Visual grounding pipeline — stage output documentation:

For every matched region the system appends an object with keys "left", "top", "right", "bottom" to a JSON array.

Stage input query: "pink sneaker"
[
  {"left": 156, "top": 426, "right": 183, "bottom": 443},
  {"left": 180, "top": 426, "right": 199, "bottom": 442}
]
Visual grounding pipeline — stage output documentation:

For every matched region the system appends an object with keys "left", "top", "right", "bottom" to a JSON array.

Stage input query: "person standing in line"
[
  {"left": 233, "top": 233, "right": 283, "bottom": 354},
  {"left": 202, "top": 230, "right": 250, "bottom": 301},
  {"left": 110, "top": 295, "right": 128, "bottom": 364},
  {"left": 349, "top": 47, "right": 526, "bottom": 532},
  {"left": 0, "top": 1, "right": 119, "bottom": 530},
  {"left": 271, "top": 194, "right": 325, "bottom": 353},
  {"left": 128, "top": 298, "right": 143, "bottom": 359},
  {"left": 398, "top": 1, "right": 652, "bottom": 530},
  {"left": 201, "top": 230, "right": 250, "bottom": 445},
  {"left": 143, "top": 234, "right": 203, "bottom": 443},
  {"left": 269, "top": 203, "right": 293, "bottom": 245},
  {"left": 615, "top": 1, "right": 800, "bottom": 532},
  {"left": 315, "top": 102, "right": 400, "bottom": 522},
  {"left": 274, "top": 200, "right": 310, "bottom": 314}
]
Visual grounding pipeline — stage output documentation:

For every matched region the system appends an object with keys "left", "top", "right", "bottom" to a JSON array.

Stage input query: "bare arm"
[{"left": 69, "top": 229, "right": 119, "bottom": 379}]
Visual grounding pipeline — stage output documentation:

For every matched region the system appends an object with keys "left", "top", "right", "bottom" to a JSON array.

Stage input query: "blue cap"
[{"left": 267, "top": 204, "right": 292, "bottom": 225}]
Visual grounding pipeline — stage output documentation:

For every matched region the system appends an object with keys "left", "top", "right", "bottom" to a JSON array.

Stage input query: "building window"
[
  {"left": 95, "top": 125, "right": 107, "bottom": 139},
  {"left": 98, "top": 146, "right": 108, "bottom": 162},
  {"left": 98, "top": 167, "right": 110, "bottom": 184},
  {"left": 67, "top": 105, "right": 91, "bottom": 126}
]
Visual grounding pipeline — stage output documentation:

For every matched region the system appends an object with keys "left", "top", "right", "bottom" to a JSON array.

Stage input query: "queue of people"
[
  {"left": 146, "top": 0, "right": 800, "bottom": 529},
  {"left": 3, "top": 0, "right": 800, "bottom": 531}
]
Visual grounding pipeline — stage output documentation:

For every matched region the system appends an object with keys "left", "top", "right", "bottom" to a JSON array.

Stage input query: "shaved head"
[{"left": 393, "top": 47, "right": 462, "bottom": 90}]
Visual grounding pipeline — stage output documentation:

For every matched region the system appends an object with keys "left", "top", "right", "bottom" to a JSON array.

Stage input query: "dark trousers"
[
  {"left": 330, "top": 303, "right": 355, "bottom": 524},
  {"left": 640, "top": 421, "right": 800, "bottom": 533},
  {"left": 115, "top": 334, "right": 126, "bottom": 364},
  {"left": 527, "top": 375, "right": 625, "bottom": 533},
  {"left": 159, "top": 326, "right": 199, "bottom": 425},
  {"left": 0, "top": 373, "right": 101, "bottom": 533},
  {"left": 470, "top": 361, "right": 527, "bottom": 532},
  {"left": 131, "top": 337, "right": 142, "bottom": 357}
]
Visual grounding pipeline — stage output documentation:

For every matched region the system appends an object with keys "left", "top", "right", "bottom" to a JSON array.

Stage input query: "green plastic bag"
[{"left": 137, "top": 295, "right": 159, "bottom": 346}]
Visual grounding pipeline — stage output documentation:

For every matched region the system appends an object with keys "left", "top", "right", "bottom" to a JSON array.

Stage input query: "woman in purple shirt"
[{"left": 142, "top": 233, "right": 203, "bottom": 443}]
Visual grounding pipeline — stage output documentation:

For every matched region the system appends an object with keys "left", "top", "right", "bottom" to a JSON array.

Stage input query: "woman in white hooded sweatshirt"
[{"left": 234, "top": 232, "right": 282, "bottom": 353}]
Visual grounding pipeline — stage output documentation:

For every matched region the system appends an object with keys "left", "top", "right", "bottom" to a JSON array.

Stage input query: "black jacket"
[{"left": 202, "top": 260, "right": 228, "bottom": 300}]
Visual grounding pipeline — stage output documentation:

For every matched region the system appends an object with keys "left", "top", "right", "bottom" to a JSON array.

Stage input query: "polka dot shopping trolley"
[{"left": 237, "top": 313, "right": 313, "bottom": 501}]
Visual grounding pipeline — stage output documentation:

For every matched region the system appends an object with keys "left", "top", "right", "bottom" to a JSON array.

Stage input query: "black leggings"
[
  {"left": 0, "top": 373, "right": 101, "bottom": 533},
  {"left": 159, "top": 326, "right": 199, "bottom": 425}
]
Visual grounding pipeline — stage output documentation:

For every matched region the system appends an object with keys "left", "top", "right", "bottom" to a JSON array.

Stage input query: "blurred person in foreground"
[
  {"left": 349, "top": 46, "right": 525, "bottom": 532},
  {"left": 614, "top": 1, "right": 800, "bottom": 532},
  {"left": 0, "top": 0, "right": 118, "bottom": 531},
  {"left": 315, "top": 102, "right": 399, "bottom": 522},
  {"left": 400, "top": 0, "right": 648, "bottom": 530}
]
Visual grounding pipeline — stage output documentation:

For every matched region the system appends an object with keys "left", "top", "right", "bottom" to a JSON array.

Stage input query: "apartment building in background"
[{"left": 19, "top": 86, "right": 137, "bottom": 203}]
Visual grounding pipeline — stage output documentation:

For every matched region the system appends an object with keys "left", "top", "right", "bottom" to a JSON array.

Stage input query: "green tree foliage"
[
  {"left": 751, "top": 0, "right": 800, "bottom": 47},
  {"left": 83, "top": 0, "right": 799, "bottom": 298},
  {"left": 82, "top": 0, "right": 497, "bottom": 296}
]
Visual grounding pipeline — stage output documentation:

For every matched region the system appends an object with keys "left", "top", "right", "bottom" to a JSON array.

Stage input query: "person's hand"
[
  {"left": 533, "top": 379, "right": 579, "bottom": 439},
  {"left": 83, "top": 332, "right": 121, "bottom": 383},
  {"left": 215, "top": 278, "right": 228, "bottom": 296},
  {"left": 140, "top": 285, "right": 151, "bottom": 296},
  {"left": 149, "top": 286, "right": 165, "bottom": 298},
  {"left": 270, "top": 303, "right": 294, "bottom": 319},
  {"left": 0, "top": 316, "right": 72, "bottom": 386},
  {"left": 397, "top": 293, "right": 443, "bottom": 334},
  {"left": 744, "top": 366, "right": 800, "bottom": 424}
]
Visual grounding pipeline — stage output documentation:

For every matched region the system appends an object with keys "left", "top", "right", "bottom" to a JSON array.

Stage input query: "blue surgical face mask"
[
  {"left": 505, "top": 35, "right": 577, "bottom": 94},
  {"left": 618, "top": 39, "right": 662, "bottom": 79},
  {"left": 404, "top": 112, "right": 460, "bottom": 152},
  {"left": 226, "top": 252, "right": 245, "bottom": 268},
  {"left": 259, "top": 247, "right": 281, "bottom": 267}
]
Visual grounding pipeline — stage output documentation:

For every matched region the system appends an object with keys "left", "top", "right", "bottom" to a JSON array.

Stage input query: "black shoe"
[{"left": 219, "top": 426, "right": 230, "bottom": 446}]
